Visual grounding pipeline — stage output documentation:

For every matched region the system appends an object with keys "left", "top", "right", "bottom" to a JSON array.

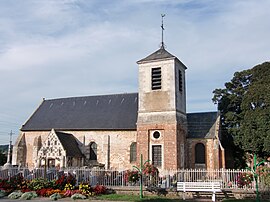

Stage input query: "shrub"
[
  {"left": 0, "top": 173, "right": 27, "bottom": 193},
  {"left": 143, "top": 162, "right": 159, "bottom": 177},
  {"left": 55, "top": 173, "right": 76, "bottom": 190},
  {"left": 79, "top": 183, "right": 94, "bottom": 196},
  {"left": 71, "top": 193, "right": 87, "bottom": 200},
  {"left": 8, "top": 191, "right": 23, "bottom": 199},
  {"left": 20, "top": 191, "right": 38, "bottom": 200},
  {"left": 237, "top": 172, "right": 253, "bottom": 188},
  {"left": 63, "top": 189, "right": 80, "bottom": 197},
  {"left": 257, "top": 166, "right": 270, "bottom": 188},
  {"left": 27, "top": 178, "right": 54, "bottom": 191},
  {"left": 36, "top": 188, "right": 49, "bottom": 197},
  {"left": 93, "top": 185, "right": 106, "bottom": 195},
  {"left": 50, "top": 193, "right": 62, "bottom": 201},
  {"left": 0, "top": 190, "right": 7, "bottom": 198},
  {"left": 124, "top": 170, "right": 139, "bottom": 183}
]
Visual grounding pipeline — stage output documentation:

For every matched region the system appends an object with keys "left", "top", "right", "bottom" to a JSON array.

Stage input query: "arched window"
[
  {"left": 89, "top": 142, "right": 97, "bottom": 161},
  {"left": 130, "top": 142, "right": 137, "bottom": 162},
  {"left": 195, "top": 143, "right": 206, "bottom": 164}
]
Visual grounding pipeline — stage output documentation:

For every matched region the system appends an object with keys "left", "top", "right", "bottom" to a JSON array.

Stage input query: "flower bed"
[{"left": 0, "top": 172, "right": 107, "bottom": 200}]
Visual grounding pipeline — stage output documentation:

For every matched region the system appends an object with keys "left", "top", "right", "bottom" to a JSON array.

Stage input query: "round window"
[{"left": 153, "top": 131, "right": 160, "bottom": 139}]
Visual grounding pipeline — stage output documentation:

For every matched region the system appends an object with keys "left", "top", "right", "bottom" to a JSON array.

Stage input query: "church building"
[{"left": 12, "top": 39, "right": 225, "bottom": 172}]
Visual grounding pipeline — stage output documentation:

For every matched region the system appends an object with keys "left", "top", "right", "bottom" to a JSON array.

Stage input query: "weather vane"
[{"left": 161, "top": 14, "right": 166, "bottom": 49}]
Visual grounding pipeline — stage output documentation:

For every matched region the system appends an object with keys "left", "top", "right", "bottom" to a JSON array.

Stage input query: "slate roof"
[
  {"left": 137, "top": 47, "right": 187, "bottom": 69},
  {"left": 21, "top": 93, "right": 138, "bottom": 131},
  {"left": 186, "top": 112, "right": 219, "bottom": 138},
  {"left": 21, "top": 93, "right": 218, "bottom": 139},
  {"left": 55, "top": 131, "right": 83, "bottom": 157}
]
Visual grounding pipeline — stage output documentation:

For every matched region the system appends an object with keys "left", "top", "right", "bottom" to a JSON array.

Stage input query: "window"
[
  {"left": 153, "top": 131, "right": 160, "bottom": 139},
  {"left": 151, "top": 67, "right": 161, "bottom": 90},
  {"left": 179, "top": 70, "right": 183, "bottom": 92},
  {"left": 89, "top": 142, "right": 97, "bottom": 161},
  {"left": 130, "top": 142, "right": 137, "bottom": 162},
  {"left": 195, "top": 143, "right": 206, "bottom": 164},
  {"left": 152, "top": 145, "right": 162, "bottom": 166}
]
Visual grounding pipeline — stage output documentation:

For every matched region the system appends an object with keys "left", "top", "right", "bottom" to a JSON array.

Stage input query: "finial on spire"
[{"left": 160, "top": 14, "right": 166, "bottom": 49}]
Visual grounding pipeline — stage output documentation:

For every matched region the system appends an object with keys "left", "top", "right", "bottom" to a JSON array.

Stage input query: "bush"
[
  {"left": 55, "top": 173, "right": 76, "bottom": 190},
  {"left": 93, "top": 185, "right": 106, "bottom": 195},
  {"left": 257, "top": 166, "right": 270, "bottom": 188},
  {"left": 27, "top": 178, "right": 54, "bottom": 191},
  {"left": 125, "top": 170, "right": 140, "bottom": 183},
  {"left": 79, "top": 183, "right": 94, "bottom": 196},
  {"left": 50, "top": 193, "right": 62, "bottom": 201},
  {"left": 8, "top": 191, "right": 23, "bottom": 199},
  {"left": 0, "top": 173, "right": 27, "bottom": 193},
  {"left": 0, "top": 190, "right": 7, "bottom": 198},
  {"left": 20, "top": 191, "right": 38, "bottom": 200},
  {"left": 237, "top": 172, "right": 253, "bottom": 188},
  {"left": 71, "top": 193, "right": 87, "bottom": 200},
  {"left": 143, "top": 163, "right": 159, "bottom": 177}
]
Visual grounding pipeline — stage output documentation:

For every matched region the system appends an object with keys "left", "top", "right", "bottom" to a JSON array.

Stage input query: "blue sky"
[{"left": 0, "top": 0, "right": 270, "bottom": 144}]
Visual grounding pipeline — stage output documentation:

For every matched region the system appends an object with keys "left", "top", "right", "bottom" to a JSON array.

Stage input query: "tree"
[
  {"left": 213, "top": 62, "right": 270, "bottom": 168},
  {"left": 0, "top": 150, "right": 7, "bottom": 166}
]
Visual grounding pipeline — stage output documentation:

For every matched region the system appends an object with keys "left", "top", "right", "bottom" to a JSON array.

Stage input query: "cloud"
[{"left": 0, "top": 0, "right": 270, "bottom": 144}]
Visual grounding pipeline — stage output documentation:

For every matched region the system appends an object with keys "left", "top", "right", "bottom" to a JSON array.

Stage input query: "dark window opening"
[
  {"left": 130, "top": 142, "right": 137, "bottom": 162},
  {"left": 90, "top": 142, "right": 97, "bottom": 161},
  {"left": 179, "top": 70, "right": 183, "bottom": 92},
  {"left": 152, "top": 145, "right": 162, "bottom": 166},
  {"left": 195, "top": 143, "right": 205, "bottom": 164},
  {"left": 152, "top": 67, "right": 162, "bottom": 90},
  {"left": 153, "top": 131, "right": 160, "bottom": 139}
]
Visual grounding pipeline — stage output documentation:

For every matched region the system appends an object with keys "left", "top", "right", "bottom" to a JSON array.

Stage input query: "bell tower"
[{"left": 136, "top": 15, "right": 187, "bottom": 170}]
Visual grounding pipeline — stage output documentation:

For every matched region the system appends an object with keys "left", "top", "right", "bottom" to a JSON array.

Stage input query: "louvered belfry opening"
[{"left": 151, "top": 67, "right": 162, "bottom": 90}]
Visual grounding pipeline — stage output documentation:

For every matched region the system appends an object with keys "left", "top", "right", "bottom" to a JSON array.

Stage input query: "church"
[{"left": 12, "top": 39, "right": 225, "bottom": 172}]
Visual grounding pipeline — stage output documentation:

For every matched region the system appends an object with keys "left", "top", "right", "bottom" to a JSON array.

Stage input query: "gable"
[
  {"left": 21, "top": 93, "right": 138, "bottom": 131},
  {"left": 38, "top": 129, "right": 83, "bottom": 158}
]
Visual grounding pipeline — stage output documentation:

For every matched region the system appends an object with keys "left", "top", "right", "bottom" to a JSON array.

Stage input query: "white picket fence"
[{"left": 0, "top": 167, "right": 269, "bottom": 191}]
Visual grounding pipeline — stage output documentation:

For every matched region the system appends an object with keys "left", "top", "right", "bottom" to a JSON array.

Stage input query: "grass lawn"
[
  {"left": 96, "top": 194, "right": 182, "bottom": 201},
  {"left": 96, "top": 194, "right": 270, "bottom": 202},
  {"left": 223, "top": 200, "right": 270, "bottom": 202}
]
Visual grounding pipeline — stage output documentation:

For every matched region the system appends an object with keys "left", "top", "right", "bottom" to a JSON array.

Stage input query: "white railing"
[{"left": 0, "top": 167, "right": 269, "bottom": 191}]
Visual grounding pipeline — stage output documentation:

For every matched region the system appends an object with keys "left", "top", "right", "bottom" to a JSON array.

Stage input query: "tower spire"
[{"left": 161, "top": 14, "right": 166, "bottom": 49}]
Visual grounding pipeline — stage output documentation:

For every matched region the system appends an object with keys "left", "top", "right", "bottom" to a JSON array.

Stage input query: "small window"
[
  {"left": 90, "top": 142, "right": 97, "bottom": 161},
  {"left": 152, "top": 67, "right": 161, "bottom": 90},
  {"left": 195, "top": 143, "right": 206, "bottom": 164},
  {"left": 152, "top": 145, "right": 162, "bottom": 166},
  {"left": 130, "top": 142, "right": 137, "bottom": 162},
  {"left": 179, "top": 70, "right": 183, "bottom": 92}
]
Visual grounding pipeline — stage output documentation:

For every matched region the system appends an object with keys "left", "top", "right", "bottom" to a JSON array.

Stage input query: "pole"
[{"left": 140, "top": 154, "right": 143, "bottom": 199}]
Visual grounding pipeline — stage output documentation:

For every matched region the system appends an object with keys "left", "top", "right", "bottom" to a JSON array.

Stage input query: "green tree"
[
  {"left": 213, "top": 62, "right": 270, "bottom": 168},
  {"left": 0, "top": 150, "right": 7, "bottom": 166}
]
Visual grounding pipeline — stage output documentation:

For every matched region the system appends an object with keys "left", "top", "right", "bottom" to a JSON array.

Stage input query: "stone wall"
[
  {"left": 12, "top": 130, "right": 137, "bottom": 170},
  {"left": 186, "top": 138, "right": 221, "bottom": 169}
]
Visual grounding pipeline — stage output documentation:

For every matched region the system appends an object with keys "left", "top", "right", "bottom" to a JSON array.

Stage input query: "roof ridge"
[{"left": 44, "top": 92, "right": 139, "bottom": 101}]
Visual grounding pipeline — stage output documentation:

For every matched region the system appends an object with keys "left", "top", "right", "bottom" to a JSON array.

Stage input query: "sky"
[{"left": 0, "top": 0, "right": 270, "bottom": 145}]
